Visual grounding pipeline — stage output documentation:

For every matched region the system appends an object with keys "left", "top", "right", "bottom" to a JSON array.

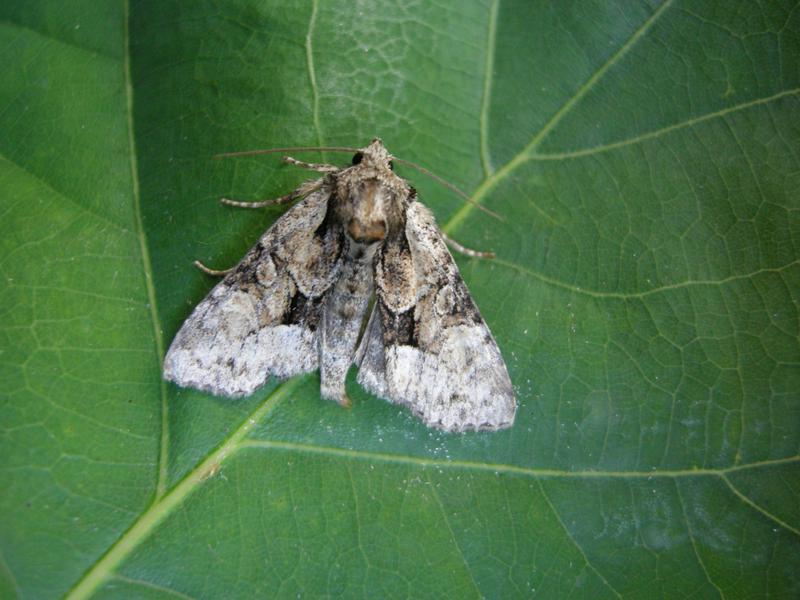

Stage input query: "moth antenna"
[
  {"left": 213, "top": 146, "right": 358, "bottom": 159},
  {"left": 392, "top": 157, "right": 504, "bottom": 222}
]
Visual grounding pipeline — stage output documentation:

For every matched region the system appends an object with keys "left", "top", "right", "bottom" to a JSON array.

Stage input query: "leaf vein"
[
  {"left": 0, "top": 18, "right": 118, "bottom": 61},
  {"left": 479, "top": 0, "right": 499, "bottom": 177},
  {"left": 444, "top": 0, "right": 674, "bottom": 233},
  {"left": 427, "top": 474, "right": 483, "bottom": 599},
  {"left": 122, "top": 0, "right": 169, "bottom": 501},
  {"left": 64, "top": 380, "right": 298, "bottom": 600},
  {"left": 537, "top": 481, "right": 623, "bottom": 599},
  {"left": 721, "top": 474, "right": 800, "bottom": 538},
  {"left": 0, "top": 546, "right": 23, "bottom": 599},
  {"left": 305, "top": 0, "right": 324, "bottom": 151},
  {"left": 532, "top": 88, "right": 800, "bottom": 161},
  {"left": 489, "top": 257, "right": 800, "bottom": 300},
  {"left": 675, "top": 480, "right": 727, "bottom": 599},
  {"left": 0, "top": 154, "right": 129, "bottom": 233},
  {"left": 112, "top": 575, "right": 197, "bottom": 600},
  {"left": 239, "top": 440, "right": 800, "bottom": 480}
]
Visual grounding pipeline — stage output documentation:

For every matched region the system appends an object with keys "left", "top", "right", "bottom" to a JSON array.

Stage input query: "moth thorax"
[{"left": 343, "top": 178, "right": 392, "bottom": 244}]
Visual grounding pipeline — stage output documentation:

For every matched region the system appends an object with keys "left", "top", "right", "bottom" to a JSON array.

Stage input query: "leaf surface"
[{"left": 1, "top": 1, "right": 799, "bottom": 598}]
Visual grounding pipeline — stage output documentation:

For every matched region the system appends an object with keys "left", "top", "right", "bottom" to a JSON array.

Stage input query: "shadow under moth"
[{"left": 163, "top": 139, "right": 516, "bottom": 432}]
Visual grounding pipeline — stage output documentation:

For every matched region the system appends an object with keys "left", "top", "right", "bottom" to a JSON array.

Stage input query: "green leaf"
[{"left": 2, "top": 0, "right": 799, "bottom": 598}]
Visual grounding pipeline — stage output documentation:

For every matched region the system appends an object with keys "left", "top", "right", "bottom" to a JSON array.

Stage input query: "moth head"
[
  {"left": 351, "top": 138, "right": 393, "bottom": 171},
  {"left": 337, "top": 139, "right": 409, "bottom": 244}
]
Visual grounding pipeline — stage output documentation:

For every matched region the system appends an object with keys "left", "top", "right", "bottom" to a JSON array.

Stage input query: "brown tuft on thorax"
[{"left": 334, "top": 139, "right": 411, "bottom": 244}]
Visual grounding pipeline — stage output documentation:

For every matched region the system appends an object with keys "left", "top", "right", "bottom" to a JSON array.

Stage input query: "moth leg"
[
  {"left": 283, "top": 156, "right": 339, "bottom": 173},
  {"left": 220, "top": 178, "right": 324, "bottom": 209},
  {"left": 441, "top": 233, "right": 495, "bottom": 259},
  {"left": 193, "top": 260, "right": 234, "bottom": 277},
  {"left": 220, "top": 190, "right": 302, "bottom": 209}
]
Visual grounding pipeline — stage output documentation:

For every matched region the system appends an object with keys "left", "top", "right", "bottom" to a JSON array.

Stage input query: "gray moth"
[{"left": 163, "top": 139, "right": 516, "bottom": 432}]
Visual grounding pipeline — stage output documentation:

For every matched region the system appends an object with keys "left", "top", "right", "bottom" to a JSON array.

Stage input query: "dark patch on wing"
[
  {"left": 314, "top": 191, "right": 338, "bottom": 239},
  {"left": 378, "top": 300, "right": 417, "bottom": 347},
  {"left": 219, "top": 241, "right": 269, "bottom": 288},
  {"left": 291, "top": 196, "right": 344, "bottom": 294},
  {"left": 447, "top": 278, "right": 483, "bottom": 325},
  {"left": 283, "top": 291, "right": 324, "bottom": 331}
]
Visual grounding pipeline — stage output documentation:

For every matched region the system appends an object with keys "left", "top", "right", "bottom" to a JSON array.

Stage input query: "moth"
[{"left": 163, "top": 139, "right": 516, "bottom": 432}]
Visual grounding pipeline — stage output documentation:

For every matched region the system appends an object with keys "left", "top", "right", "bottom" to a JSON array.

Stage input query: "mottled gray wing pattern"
[
  {"left": 164, "top": 187, "right": 342, "bottom": 397},
  {"left": 356, "top": 201, "right": 516, "bottom": 432}
]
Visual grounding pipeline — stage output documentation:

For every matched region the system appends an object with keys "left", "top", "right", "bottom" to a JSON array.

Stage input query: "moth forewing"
[
  {"left": 162, "top": 187, "right": 337, "bottom": 396},
  {"left": 355, "top": 200, "right": 516, "bottom": 432},
  {"left": 163, "top": 138, "right": 516, "bottom": 432}
]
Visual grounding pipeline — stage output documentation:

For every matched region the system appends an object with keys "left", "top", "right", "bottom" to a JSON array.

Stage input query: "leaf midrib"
[{"left": 65, "top": 380, "right": 300, "bottom": 600}]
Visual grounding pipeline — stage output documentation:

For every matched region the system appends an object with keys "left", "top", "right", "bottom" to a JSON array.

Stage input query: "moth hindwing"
[{"left": 163, "top": 138, "right": 517, "bottom": 432}]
